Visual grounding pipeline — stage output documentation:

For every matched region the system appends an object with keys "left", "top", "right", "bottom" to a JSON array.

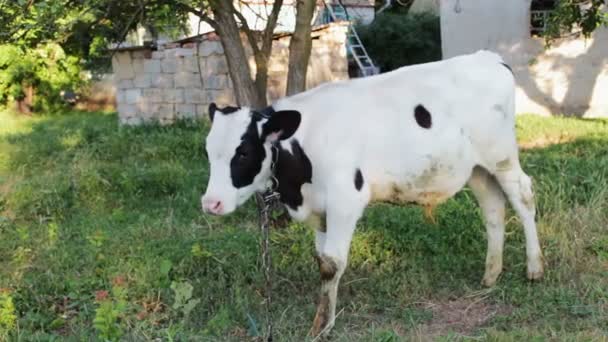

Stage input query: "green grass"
[{"left": 0, "top": 110, "right": 607, "bottom": 341}]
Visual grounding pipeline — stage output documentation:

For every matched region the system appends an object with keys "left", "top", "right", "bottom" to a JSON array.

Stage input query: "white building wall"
[{"left": 441, "top": 0, "right": 608, "bottom": 117}]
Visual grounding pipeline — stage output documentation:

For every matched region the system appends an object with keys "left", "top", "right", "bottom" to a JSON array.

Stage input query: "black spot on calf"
[
  {"left": 414, "top": 104, "right": 432, "bottom": 129},
  {"left": 230, "top": 118, "right": 266, "bottom": 188},
  {"left": 273, "top": 139, "right": 313, "bottom": 210},
  {"left": 354, "top": 169, "right": 363, "bottom": 191},
  {"left": 227, "top": 108, "right": 310, "bottom": 211}
]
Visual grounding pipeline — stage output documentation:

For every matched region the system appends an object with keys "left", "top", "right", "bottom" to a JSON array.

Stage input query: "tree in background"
[
  {"left": 545, "top": 0, "right": 608, "bottom": 43},
  {"left": 286, "top": 0, "right": 317, "bottom": 96},
  {"left": 357, "top": 11, "right": 442, "bottom": 72},
  {"left": 0, "top": 43, "right": 83, "bottom": 113},
  {"left": 0, "top": 0, "right": 187, "bottom": 73},
  {"left": 0, "top": 0, "right": 187, "bottom": 112},
  {"left": 0, "top": 0, "right": 319, "bottom": 110},
  {"left": 178, "top": 0, "right": 283, "bottom": 108}
]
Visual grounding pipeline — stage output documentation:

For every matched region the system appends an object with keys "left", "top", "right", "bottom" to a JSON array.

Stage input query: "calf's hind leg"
[
  {"left": 468, "top": 166, "right": 507, "bottom": 287},
  {"left": 494, "top": 163, "right": 544, "bottom": 280}
]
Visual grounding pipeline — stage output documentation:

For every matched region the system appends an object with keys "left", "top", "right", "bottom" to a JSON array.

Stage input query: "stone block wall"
[
  {"left": 112, "top": 23, "right": 349, "bottom": 125},
  {"left": 266, "top": 23, "right": 349, "bottom": 101},
  {"left": 113, "top": 38, "right": 234, "bottom": 125}
]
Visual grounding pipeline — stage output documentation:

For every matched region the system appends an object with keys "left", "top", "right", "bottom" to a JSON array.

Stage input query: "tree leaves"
[{"left": 545, "top": 0, "right": 608, "bottom": 44}]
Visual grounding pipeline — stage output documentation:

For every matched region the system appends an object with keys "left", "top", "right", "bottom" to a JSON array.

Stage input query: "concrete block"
[
  {"left": 176, "top": 104, "right": 196, "bottom": 119},
  {"left": 117, "top": 103, "right": 137, "bottom": 116},
  {"left": 120, "top": 116, "right": 143, "bottom": 126},
  {"left": 115, "top": 89, "right": 126, "bottom": 104},
  {"left": 137, "top": 99, "right": 160, "bottom": 118},
  {"left": 158, "top": 104, "right": 175, "bottom": 125},
  {"left": 205, "top": 75, "right": 228, "bottom": 90},
  {"left": 133, "top": 74, "right": 153, "bottom": 88},
  {"left": 151, "top": 51, "right": 164, "bottom": 59},
  {"left": 143, "top": 88, "right": 163, "bottom": 103},
  {"left": 144, "top": 59, "right": 161, "bottom": 73},
  {"left": 207, "top": 89, "right": 235, "bottom": 105},
  {"left": 125, "top": 89, "right": 141, "bottom": 104},
  {"left": 184, "top": 88, "right": 206, "bottom": 104},
  {"left": 207, "top": 55, "right": 229, "bottom": 74},
  {"left": 196, "top": 104, "right": 210, "bottom": 119},
  {"left": 179, "top": 56, "right": 200, "bottom": 73},
  {"left": 151, "top": 74, "right": 174, "bottom": 88},
  {"left": 112, "top": 53, "right": 133, "bottom": 79},
  {"left": 175, "top": 72, "right": 201, "bottom": 88},
  {"left": 117, "top": 80, "right": 134, "bottom": 89},
  {"left": 132, "top": 59, "right": 144, "bottom": 74},
  {"left": 166, "top": 48, "right": 195, "bottom": 58},
  {"left": 164, "top": 89, "right": 184, "bottom": 103},
  {"left": 199, "top": 41, "right": 223, "bottom": 57},
  {"left": 161, "top": 59, "right": 177, "bottom": 73}
]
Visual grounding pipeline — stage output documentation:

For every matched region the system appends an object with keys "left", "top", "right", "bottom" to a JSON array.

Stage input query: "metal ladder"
[{"left": 322, "top": 1, "right": 380, "bottom": 77}]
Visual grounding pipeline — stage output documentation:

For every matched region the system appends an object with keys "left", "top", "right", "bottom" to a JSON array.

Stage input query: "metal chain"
[{"left": 258, "top": 144, "right": 280, "bottom": 342}]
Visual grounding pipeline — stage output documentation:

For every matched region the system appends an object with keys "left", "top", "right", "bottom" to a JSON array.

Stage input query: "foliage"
[
  {"left": 0, "top": 290, "right": 17, "bottom": 339},
  {"left": 545, "top": 0, "right": 608, "bottom": 42},
  {"left": 0, "top": 109, "right": 607, "bottom": 339},
  {"left": 0, "top": 0, "right": 189, "bottom": 73},
  {"left": 171, "top": 281, "right": 201, "bottom": 317},
  {"left": 93, "top": 277, "right": 129, "bottom": 341},
  {"left": 357, "top": 12, "right": 441, "bottom": 72},
  {"left": 0, "top": 43, "right": 83, "bottom": 111}
]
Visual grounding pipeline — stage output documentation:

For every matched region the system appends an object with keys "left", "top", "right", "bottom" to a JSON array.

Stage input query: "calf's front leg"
[{"left": 311, "top": 180, "right": 367, "bottom": 337}]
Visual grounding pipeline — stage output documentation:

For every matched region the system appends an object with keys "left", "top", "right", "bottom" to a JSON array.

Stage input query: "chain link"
[{"left": 258, "top": 144, "right": 280, "bottom": 342}]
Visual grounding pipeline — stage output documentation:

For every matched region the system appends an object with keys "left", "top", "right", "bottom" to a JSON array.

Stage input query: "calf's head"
[{"left": 201, "top": 103, "right": 301, "bottom": 215}]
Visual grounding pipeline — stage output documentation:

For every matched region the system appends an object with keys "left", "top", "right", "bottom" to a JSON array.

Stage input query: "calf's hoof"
[
  {"left": 481, "top": 256, "right": 502, "bottom": 288},
  {"left": 527, "top": 266, "right": 544, "bottom": 281},
  {"left": 311, "top": 295, "right": 334, "bottom": 338},
  {"left": 527, "top": 256, "right": 544, "bottom": 281},
  {"left": 311, "top": 319, "right": 334, "bottom": 339},
  {"left": 481, "top": 273, "right": 499, "bottom": 288}
]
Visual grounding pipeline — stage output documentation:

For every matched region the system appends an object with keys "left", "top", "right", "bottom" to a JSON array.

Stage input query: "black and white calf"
[{"left": 201, "top": 50, "right": 543, "bottom": 336}]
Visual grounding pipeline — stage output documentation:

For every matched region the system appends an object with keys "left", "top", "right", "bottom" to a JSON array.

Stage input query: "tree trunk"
[
  {"left": 16, "top": 84, "right": 34, "bottom": 114},
  {"left": 254, "top": 56, "right": 269, "bottom": 106},
  {"left": 285, "top": 0, "right": 316, "bottom": 96},
  {"left": 212, "top": 0, "right": 265, "bottom": 107},
  {"left": 190, "top": 0, "right": 283, "bottom": 107}
]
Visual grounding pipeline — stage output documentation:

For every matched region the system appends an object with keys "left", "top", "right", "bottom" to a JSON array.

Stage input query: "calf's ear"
[
  {"left": 262, "top": 110, "right": 301, "bottom": 143},
  {"left": 208, "top": 102, "right": 217, "bottom": 122}
]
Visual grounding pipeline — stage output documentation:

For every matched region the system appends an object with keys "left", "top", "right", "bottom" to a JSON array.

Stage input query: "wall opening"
[{"left": 530, "top": 0, "right": 557, "bottom": 36}]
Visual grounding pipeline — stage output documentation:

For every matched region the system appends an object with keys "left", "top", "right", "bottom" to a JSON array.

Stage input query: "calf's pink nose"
[{"left": 202, "top": 198, "right": 224, "bottom": 215}]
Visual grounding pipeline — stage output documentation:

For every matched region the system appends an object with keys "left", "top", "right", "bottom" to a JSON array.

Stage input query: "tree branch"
[
  {"left": 232, "top": 7, "right": 262, "bottom": 56},
  {"left": 261, "top": 0, "right": 283, "bottom": 57},
  {"left": 176, "top": 2, "right": 219, "bottom": 30}
]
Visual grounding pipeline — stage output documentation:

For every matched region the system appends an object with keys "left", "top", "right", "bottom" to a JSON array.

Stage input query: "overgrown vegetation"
[
  {"left": 358, "top": 12, "right": 442, "bottom": 72},
  {"left": 545, "top": 0, "right": 608, "bottom": 42},
  {"left": 0, "top": 110, "right": 607, "bottom": 340},
  {"left": 0, "top": 43, "right": 83, "bottom": 112}
]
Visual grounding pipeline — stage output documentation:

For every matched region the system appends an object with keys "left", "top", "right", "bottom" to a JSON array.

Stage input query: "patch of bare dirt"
[{"left": 416, "top": 295, "right": 513, "bottom": 338}]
